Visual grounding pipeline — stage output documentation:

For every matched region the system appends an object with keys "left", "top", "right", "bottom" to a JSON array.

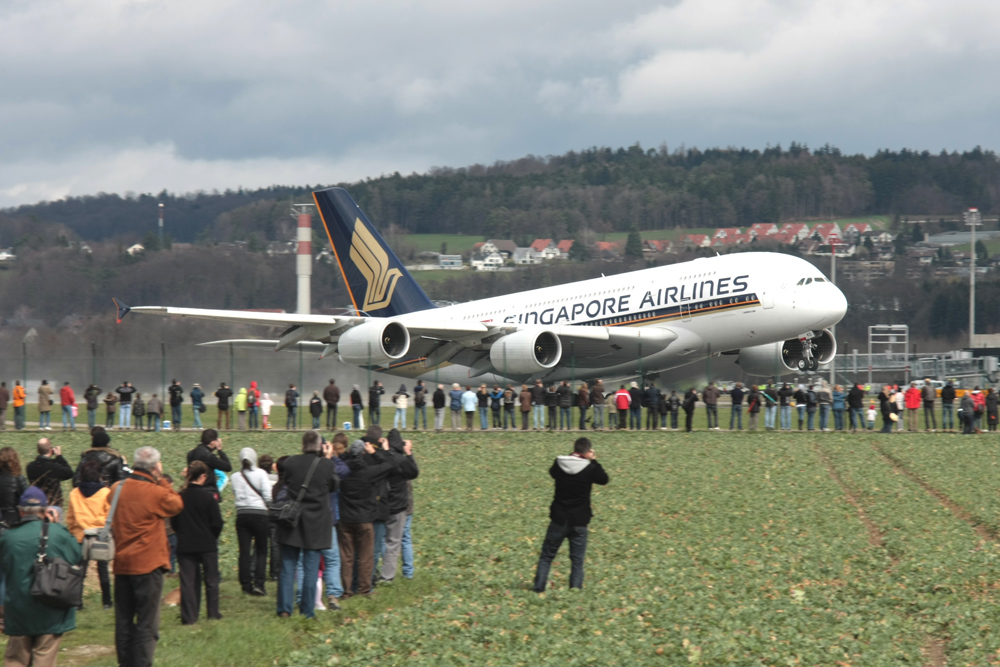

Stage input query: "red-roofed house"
[
  {"left": 556, "top": 239, "right": 574, "bottom": 258},
  {"left": 682, "top": 234, "right": 710, "bottom": 249},
  {"left": 843, "top": 222, "right": 873, "bottom": 239},
  {"left": 713, "top": 227, "right": 740, "bottom": 241},
  {"left": 731, "top": 233, "right": 753, "bottom": 245},
  {"left": 595, "top": 241, "right": 621, "bottom": 260},
  {"left": 749, "top": 223, "right": 778, "bottom": 238},
  {"left": 530, "top": 239, "right": 561, "bottom": 260},
  {"left": 770, "top": 231, "right": 798, "bottom": 245},
  {"left": 779, "top": 223, "right": 810, "bottom": 241},
  {"left": 530, "top": 238, "right": 552, "bottom": 252},
  {"left": 810, "top": 223, "right": 841, "bottom": 242},
  {"left": 642, "top": 239, "right": 673, "bottom": 255}
]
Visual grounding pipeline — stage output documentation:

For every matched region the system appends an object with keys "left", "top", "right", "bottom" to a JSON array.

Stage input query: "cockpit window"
[
  {"left": 796, "top": 278, "right": 805, "bottom": 286},
  {"left": 814, "top": 277, "right": 825, "bottom": 282},
  {"left": 805, "top": 278, "right": 813, "bottom": 285}
]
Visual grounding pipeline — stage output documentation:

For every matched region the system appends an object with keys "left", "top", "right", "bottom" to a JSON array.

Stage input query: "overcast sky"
[{"left": 2, "top": 0, "right": 998, "bottom": 207}]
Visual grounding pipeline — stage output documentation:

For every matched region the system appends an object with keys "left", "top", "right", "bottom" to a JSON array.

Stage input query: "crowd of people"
[{"left": 0, "top": 423, "right": 419, "bottom": 666}]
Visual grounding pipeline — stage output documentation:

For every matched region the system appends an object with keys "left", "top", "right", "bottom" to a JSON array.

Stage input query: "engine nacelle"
[
  {"left": 737, "top": 329, "right": 837, "bottom": 377},
  {"left": 338, "top": 320, "right": 410, "bottom": 366},
  {"left": 489, "top": 330, "right": 562, "bottom": 375}
]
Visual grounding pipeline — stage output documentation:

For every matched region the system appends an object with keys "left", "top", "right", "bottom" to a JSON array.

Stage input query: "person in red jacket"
[
  {"left": 971, "top": 387, "right": 987, "bottom": 432},
  {"left": 60, "top": 382, "right": 77, "bottom": 431},
  {"left": 903, "top": 382, "right": 921, "bottom": 432},
  {"left": 614, "top": 385, "right": 631, "bottom": 430}
]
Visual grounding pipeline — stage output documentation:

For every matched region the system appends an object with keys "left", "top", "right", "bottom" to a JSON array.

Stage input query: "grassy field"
[{"left": 5, "top": 425, "right": 1000, "bottom": 665}]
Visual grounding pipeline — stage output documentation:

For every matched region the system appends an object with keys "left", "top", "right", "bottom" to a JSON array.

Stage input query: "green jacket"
[
  {"left": 234, "top": 388, "right": 248, "bottom": 412},
  {"left": 0, "top": 517, "right": 80, "bottom": 637}
]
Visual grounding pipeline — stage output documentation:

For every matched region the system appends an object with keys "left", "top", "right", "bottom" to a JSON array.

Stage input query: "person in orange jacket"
[
  {"left": 60, "top": 382, "right": 77, "bottom": 431},
  {"left": 12, "top": 381, "right": 26, "bottom": 431}
]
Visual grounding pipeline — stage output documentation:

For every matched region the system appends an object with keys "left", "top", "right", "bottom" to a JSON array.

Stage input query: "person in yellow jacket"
[
  {"left": 12, "top": 381, "right": 26, "bottom": 431},
  {"left": 234, "top": 388, "right": 248, "bottom": 431},
  {"left": 65, "top": 460, "right": 113, "bottom": 609}
]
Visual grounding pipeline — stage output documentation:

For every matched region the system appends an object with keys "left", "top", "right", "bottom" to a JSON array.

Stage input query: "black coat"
[
  {"left": 186, "top": 444, "right": 232, "bottom": 492},
  {"left": 0, "top": 472, "right": 28, "bottom": 525},
  {"left": 338, "top": 450, "right": 397, "bottom": 525},
  {"left": 847, "top": 386, "right": 865, "bottom": 410},
  {"left": 26, "top": 455, "right": 74, "bottom": 507},
  {"left": 941, "top": 385, "right": 956, "bottom": 405},
  {"left": 385, "top": 432, "right": 419, "bottom": 516},
  {"left": 556, "top": 385, "right": 573, "bottom": 408},
  {"left": 548, "top": 457, "right": 609, "bottom": 526},
  {"left": 432, "top": 389, "right": 445, "bottom": 409},
  {"left": 275, "top": 454, "right": 339, "bottom": 550},
  {"left": 629, "top": 386, "right": 643, "bottom": 408},
  {"left": 171, "top": 484, "right": 223, "bottom": 554},
  {"left": 73, "top": 447, "right": 125, "bottom": 487}
]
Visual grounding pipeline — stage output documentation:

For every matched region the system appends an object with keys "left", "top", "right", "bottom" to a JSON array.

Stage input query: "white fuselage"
[{"left": 390, "top": 252, "right": 847, "bottom": 384}]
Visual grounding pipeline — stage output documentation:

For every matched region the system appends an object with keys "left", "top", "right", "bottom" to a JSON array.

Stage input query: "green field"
[{"left": 4, "top": 427, "right": 1000, "bottom": 665}]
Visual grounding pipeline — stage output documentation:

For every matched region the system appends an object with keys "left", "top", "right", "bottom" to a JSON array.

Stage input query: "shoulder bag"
[
  {"left": 82, "top": 479, "right": 125, "bottom": 562},
  {"left": 269, "top": 457, "right": 320, "bottom": 530},
  {"left": 31, "top": 521, "right": 85, "bottom": 609}
]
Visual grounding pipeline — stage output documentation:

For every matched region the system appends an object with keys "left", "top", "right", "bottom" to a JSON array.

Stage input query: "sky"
[{"left": 2, "top": 0, "right": 999, "bottom": 208}]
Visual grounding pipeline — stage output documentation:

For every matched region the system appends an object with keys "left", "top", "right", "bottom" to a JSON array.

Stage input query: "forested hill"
[{"left": 5, "top": 144, "right": 1000, "bottom": 244}]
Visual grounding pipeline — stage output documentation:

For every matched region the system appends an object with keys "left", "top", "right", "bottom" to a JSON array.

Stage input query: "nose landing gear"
[{"left": 795, "top": 332, "right": 820, "bottom": 372}]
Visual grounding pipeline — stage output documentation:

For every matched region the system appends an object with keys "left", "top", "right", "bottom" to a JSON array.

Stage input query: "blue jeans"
[
  {"left": 372, "top": 521, "right": 387, "bottom": 577},
  {"left": 479, "top": 406, "right": 489, "bottom": 429},
  {"left": 62, "top": 405, "right": 75, "bottom": 429},
  {"left": 807, "top": 409, "right": 817, "bottom": 430},
  {"left": 764, "top": 405, "right": 776, "bottom": 429},
  {"left": 504, "top": 408, "right": 516, "bottom": 429},
  {"left": 533, "top": 522, "right": 588, "bottom": 592},
  {"left": 352, "top": 405, "right": 362, "bottom": 428},
  {"left": 942, "top": 405, "right": 954, "bottom": 430},
  {"left": 706, "top": 404, "right": 718, "bottom": 428},
  {"left": 833, "top": 408, "right": 844, "bottom": 430},
  {"left": 796, "top": 405, "right": 805, "bottom": 429},
  {"left": 630, "top": 408, "right": 642, "bottom": 429},
  {"left": 278, "top": 544, "right": 320, "bottom": 618},
  {"left": 402, "top": 515, "right": 414, "bottom": 579},
  {"left": 88, "top": 407, "right": 96, "bottom": 429},
  {"left": 171, "top": 405, "right": 182, "bottom": 428},
  {"left": 881, "top": 415, "right": 893, "bottom": 433},
  {"left": 369, "top": 407, "right": 380, "bottom": 426},
  {"left": 192, "top": 405, "right": 203, "bottom": 429},
  {"left": 118, "top": 403, "right": 132, "bottom": 428},
  {"left": 414, "top": 405, "right": 427, "bottom": 429},
  {"left": 730, "top": 406, "right": 743, "bottom": 430},
  {"left": 248, "top": 407, "right": 259, "bottom": 429},
  {"left": 14, "top": 406, "right": 25, "bottom": 430},
  {"left": 780, "top": 406, "right": 792, "bottom": 430},
  {"left": 394, "top": 408, "right": 407, "bottom": 430},
  {"left": 39, "top": 411, "right": 51, "bottom": 428},
  {"left": 849, "top": 407, "right": 864, "bottom": 430},
  {"left": 559, "top": 407, "right": 571, "bottom": 429},
  {"left": 312, "top": 415, "right": 321, "bottom": 429},
  {"left": 294, "top": 531, "right": 343, "bottom": 601},
  {"left": 819, "top": 405, "right": 830, "bottom": 430},
  {"left": 533, "top": 404, "right": 545, "bottom": 429},
  {"left": 287, "top": 406, "right": 297, "bottom": 429}
]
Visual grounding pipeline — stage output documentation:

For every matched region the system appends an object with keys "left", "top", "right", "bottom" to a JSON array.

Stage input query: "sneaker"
[
  {"left": 250, "top": 587, "right": 266, "bottom": 596},
  {"left": 326, "top": 596, "right": 341, "bottom": 611}
]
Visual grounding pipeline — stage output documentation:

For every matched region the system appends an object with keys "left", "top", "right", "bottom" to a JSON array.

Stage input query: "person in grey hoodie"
[
  {"left": 230, "top": 447, "right": 273, "bottom": 596},
  {"left": 533, "top": 437, "right": 609, "bottom": 593}
]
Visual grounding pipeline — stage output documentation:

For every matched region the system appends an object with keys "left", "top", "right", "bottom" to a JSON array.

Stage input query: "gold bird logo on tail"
[{"left": 349, "top": 218, "right": 402, "bottom": 312}]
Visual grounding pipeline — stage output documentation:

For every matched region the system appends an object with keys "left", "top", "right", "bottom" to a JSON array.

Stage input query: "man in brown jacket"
[
  {"left": 519, "top": 385, "right": 533, "bottom": 431},
  {"left": 111, "top": 446, "right": 184, "bottom": 667}
]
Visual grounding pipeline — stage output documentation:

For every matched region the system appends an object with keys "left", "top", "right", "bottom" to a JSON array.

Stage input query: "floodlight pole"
[{"left": 965, "top": 208, "right": 981, "bottom": 349}]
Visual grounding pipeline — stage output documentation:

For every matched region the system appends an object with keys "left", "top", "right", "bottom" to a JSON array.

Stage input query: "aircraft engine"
[
  {"left": 737, "top": 329, "right": 837, "bottom": 376},
  {"left": 337, "top": 320, "right": 410, "bottom": 366},
  {"left": 489, "top": 330, "right": 562, "bottom": 375}
]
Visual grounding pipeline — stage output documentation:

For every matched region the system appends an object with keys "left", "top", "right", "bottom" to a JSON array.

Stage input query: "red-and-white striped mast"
[{"left": 293, "top": 204, "right": 314, "bottom": 314}]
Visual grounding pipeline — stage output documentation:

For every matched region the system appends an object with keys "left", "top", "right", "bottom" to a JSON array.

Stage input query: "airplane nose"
[{"left": 830, "top": 283, "right": 848, "bottom": 321}]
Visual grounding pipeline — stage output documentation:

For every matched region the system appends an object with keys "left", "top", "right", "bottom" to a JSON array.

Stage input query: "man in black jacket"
[
  {"left": 941, "top": 381, "right": 956, "bottom": 431},
  {"left": 368, "top": 382, "right": 384, "bottom": 426},
  {"left": 644, "top": 383, "right": 662, "bottom": 430},
  {"left": 274, "top": 431, "right": 339, "bottom": 618},
  {"left": 186, "top": 429, "right": 232, "bottom": 495},
  {"left": 628, "top": 382, "right": 643, "bottom": 430},
  {"left": 556, "top": 381, "right": 572, "bottom": 430},
  {"left": 167, "top": 380, "right": 184, "bottom": 431},
  {"left": 323, "top": 379, "right": 341, "bottom": 430},
  {"left": 432, "top": 384, "right": 446, "bottom": 432},
  {"left": 337, "top": 436, "right": 398, "bottom": 598},
  {"left": 73, "top": 429, "right": 126, "bottom": 487},
  {"left": 847, "top": 383, "right": 865, "bottom": 432},
  {"left": 533, "top": 437, "right": 609, "bottom": 592},
  {"left": 26, "top": 438, "right": 74, "bottom": 507},
  {"left": 530, "top": 380, "right": 546, "bottom": 430},
  {"left": 379, "top": 429, "right": 418, "bottom": 584},
  {"left": 215, "top": 383, "right": 233, "bottom": 430}
]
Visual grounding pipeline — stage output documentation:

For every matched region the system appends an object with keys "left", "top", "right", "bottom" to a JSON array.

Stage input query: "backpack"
[{"left": 247, "top": 392, "right": 257, "bottom": 407}]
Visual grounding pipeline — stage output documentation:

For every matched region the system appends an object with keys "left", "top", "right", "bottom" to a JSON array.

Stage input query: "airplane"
[{"left": 116, "top": 187, "right": 848, "bottom": 386}]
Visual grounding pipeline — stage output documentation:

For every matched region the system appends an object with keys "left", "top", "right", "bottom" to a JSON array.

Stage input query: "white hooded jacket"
[{"left": 231, "top": 447, "right": 273, "bottom": 513}]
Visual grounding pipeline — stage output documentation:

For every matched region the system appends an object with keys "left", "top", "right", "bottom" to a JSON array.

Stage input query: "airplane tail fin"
[{"left": 313, "top": 187, "right": 435, "bottom": 318}]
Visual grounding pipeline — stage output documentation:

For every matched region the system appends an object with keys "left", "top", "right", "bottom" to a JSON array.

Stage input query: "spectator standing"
[
  {"left": 805, "top": 385, "right": 819, "bottom": 431},
  {"left": 324, "top": 379, "right": 341, "bottom": 430},
  {"left": 247, "top": 382, "right": 260, "bottom": 430},
  {"left": 235, "top": 388, "right": 249, "bottom": 431},
  {"left": 987, "top": 388, "right": 999, "bottom": 432},
  {"left": 432, "top": 384, "right": 446, "bottom": 432},
  {"left": 519, "top": 384, "right": 532, "bottom": 430},
  {"left": 847, "top": 383, "right": 865, "bottom": 432},
  {"left": 285, "top": 384, "right": 300, "bottom": 430},
  {"left": 589, "top": 380, "right": 605, "bottom": 430},
  {"left": 66, "top": 460, "right": 113, "bottom": 610},
  {"left": 544, "top": 384, "right": 559, "bottom": 431},
  {"left": 72, "top": 430, "right": 126, "bottom": 487},
  {"left": 614, "top": 385, "right": 630, "bottom": 429},
  {"left": 190, "top": 383, "right": 205, "bottom": 430},
  {"left": 83, "top": 384, "right": 101, "bottom": 430},
  {"left": 337, "top": 437, "right": 397, "bottom": 598},
  {"left": 413, "top": 380, "right": 428, "bottom": 431},
  {"left": 111, "top": 446, "right": 183, "bottom": 667},
  {"left": 787, "top": 384, "right": 801, "bottom": 431},
  {"left": 489, "top": 385, "right": 503, "bottom": 429},
  {"left": 903, "top": 382, "right": 921, "bottom": 431},
  {"left": 533, "top": 437, "right": 609, "bottom": 592},
  {"left": 879, "top": 386, "right": 896, "bottom": 433},
  {"left": 556, "top": 381, "right": 572, "bottom": 431},
  {"left": 12, "top": 381, "right": 27, "bottom": 431},
  {"left": 577, "top": 382, "right": 590, "bottom": 430},
  {"left": 643, "top": 382, "right": 661, "bottom": 430},
  {"left": 462, "top": 386, "right": 478, "bottom": 431},
  {"left": 817, "top": 382, "right": 833, "bottom": 431},
  {"left": 260, "top": 393, "right": 274, "bottom": 430},
  {"left": 921, "top": 379, "right": 937, "bottom": 431},
  {"left": 26, "top": 438, "right": 73, "bottom": 507},
  {"left": 59, "top": 381, "right": 76, "bottom": 431},
  {"left": 392, "top": 385, "right": 409, "bottom": 430},
  {"left": 531, "top": 379, "right": 546, "bottom": 430},
  {"left": 729, "top": 383, "right": 744, "bottom": 430},
  {"left": 702, "top": 382, "right": 720, "bottom": 430},
  {"left": 276, "top": 432, "right": 340, "bottom": 618},
  {"left": 351, "top": 385, "right": 364, "bottom": 430},
  {"left": 972, "top": 387, "right": 986, "bottom": 432},
  {"left": 145, "top": 395, "right": 163, "bottom": 432},
  {"left": 832, "top": 385, "right": 847, "bottom": 431},
  {"left": 309, "top": 391, "right": 323, "bottom": 429},
  {"left": 667, "top": 390, "right": 680, "bottom": 430},
  {"left": 215, "top": 383, "right": 233, "bottom": 430},
  {"left": 449, "top": 383, "right": 463, "bottom": 430},
  {"left": 103, "top": 392, "right": 118, "bottom": 429},
  {"left": 0, "top": 487, "right": 81, "bottom": 666},
  {"left": 959, "top": 391, "right": 975, "bottom": 434},
  {"left": 628, "top": 382, "right": 643, "bottom": 430},
  {"left": 0, "top": 382, "right": 7, "bottom": 431},
  {"left": 941, "top": 381, "right": 956, "bottom": 431},
  {"left": 172, "top": 461, "right": 224, "bottom": 624},
  {"left": 37, "top": 380, "right": 54, "bottom": 430},
  {"left": 133, "top": 394, "right": 146, "bottom": 429},
  {"left": 168, "top": 380, "right": 184, "bottom": 431},
  {"left": 761, "top": 383, "right": 778, "bottom": 430},
  {"left": 186, "top": 429, "right": 232, "bottom": 495},
  {"left": 379, "top": 430, "right": 418, "bottom": 584},
  {"left": 502, "top": 384, "right": 516, "bottom": 430},
  {"left": 894, "top": 386, "right": 906, "bottom": 432},
  {"left": 476, "top": 384, "right": 491, "bottom": 430},
  {"left": 368, "top": 381, "right": 384, "bottom": 427},
  {"left": 0, "top": 446, "right": 27, "bottom": 530},
  {"left": 682, "top": 388, "right": 698, "bottom": 432},
  {"left": 747, "top": 385, "right": 761, "bottom": 431},
  {"left": 116, "top": 381, "right": 135, "bottom": 430}
]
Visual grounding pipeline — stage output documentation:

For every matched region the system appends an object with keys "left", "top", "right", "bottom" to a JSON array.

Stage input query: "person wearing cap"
[
  {"left": 0, "top": 487, "right": 81, "bottom": 666},
  {"left": 190, "top": 383, "right": 205, "bottom": 430},
  {"left": 72, "top": 429, "right": 126, "bottom": 487},
  {"left": 111, "top": 446, "right": 182, "bottom": 666}
]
